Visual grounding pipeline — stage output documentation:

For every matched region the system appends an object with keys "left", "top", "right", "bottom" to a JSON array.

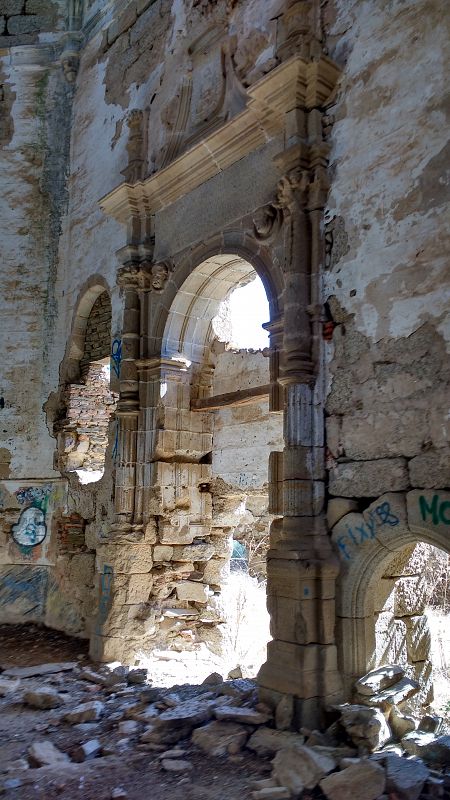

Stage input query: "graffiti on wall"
[
  {"left": 11, "top": 484, "right": 52, "bottom": 550},
  {"left": 336, "top": 501, "right": 400, "bottom": 561},
  {"left": 111, "top": 338, "right": 122, "bottom": 379},
  {"left": 419, "top": 494, "right": 450, "bottom": 526}
]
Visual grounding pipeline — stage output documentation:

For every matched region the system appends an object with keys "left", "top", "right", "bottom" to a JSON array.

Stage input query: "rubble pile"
[{"left": 0, "top": 660, "right": 449, "bottom": 799}]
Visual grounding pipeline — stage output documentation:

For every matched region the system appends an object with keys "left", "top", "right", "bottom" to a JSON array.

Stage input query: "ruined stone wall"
[
  {"left": 324, "top": 0, "right": 450, "bottom": 682},
  {"left": 80, "top": 291, "right": 112, "bottom": 373},
  {"left": 211, "top": 350, "right": 283, "bottom": 578},
  {"left": 0, "top": 41, "right": 72, "bottom": 479}
]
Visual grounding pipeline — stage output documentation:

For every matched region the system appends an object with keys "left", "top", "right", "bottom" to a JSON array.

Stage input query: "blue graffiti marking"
[
  {"left": 112, "top": 419, "right": 119, "bottom": 461},
  {"left": 11, "top": 507, "right": 47, "bottom": 548},
  {"left": 111, "top": 338, "right": 122, "bottom": 379},
  {"left": 337, "top": 501, "right": 399, "bottom": 561}
]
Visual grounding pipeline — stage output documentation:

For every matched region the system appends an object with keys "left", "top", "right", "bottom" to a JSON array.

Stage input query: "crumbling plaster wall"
[
  {"left": 0, "top": 45, "right": 70, "bottom": 480},
  {"left": 211, "top": 350, "right": 283, "bottom": 577},
  {"left": 324, "top": 0, "right": 450, "bottom": 678},
  {"left": 324, "top": 0, "right": 450, "bottom": 499}
]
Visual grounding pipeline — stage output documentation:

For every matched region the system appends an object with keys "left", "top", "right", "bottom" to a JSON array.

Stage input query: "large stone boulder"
[
  {"left": 385, "top": 753, "right": 429, "bottom": 800},
  {"left": 354, "top": 665, "right": 404, "bottom": 697},
  {"left": 338, "top": 705, "right": 390, "bottom": 752},
  {"left": 192, "top": 721, "right": 248, "bottom": 756},
  {"left": 272, "top": 745, "right": 336, "bottom": 796},
  {"left": 320, "top": 760, "right": 385, "bottom": 800}
]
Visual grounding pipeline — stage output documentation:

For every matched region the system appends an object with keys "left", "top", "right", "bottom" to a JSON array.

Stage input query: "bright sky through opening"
[{"left": 227, "top": 278, "right": 270, "bottom": 349}]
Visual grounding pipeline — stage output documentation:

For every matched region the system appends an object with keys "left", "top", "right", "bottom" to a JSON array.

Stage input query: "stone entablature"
[{"left": 99, "top": 54, "right": 340, "bottom": 222}]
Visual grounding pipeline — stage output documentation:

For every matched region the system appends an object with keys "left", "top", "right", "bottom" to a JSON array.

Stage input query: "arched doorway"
[
  {"left": 137, "top": 253, "right": 282, "bottom": 678},
  {"left": 332, "top": 489, "right": 450, "bottom": 707},
  {"left": 56, "top": 288, "right": 118, "bottom": 484}
]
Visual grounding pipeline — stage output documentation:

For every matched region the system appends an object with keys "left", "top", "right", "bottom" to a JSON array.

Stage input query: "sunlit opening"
[{"left": 213, "top": 278, "right": 269, "bottom": 350}]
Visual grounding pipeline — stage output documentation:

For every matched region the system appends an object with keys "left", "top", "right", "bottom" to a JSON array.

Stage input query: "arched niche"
[{"left": 332, "top": 490, "right": 450, "bottom": 699}]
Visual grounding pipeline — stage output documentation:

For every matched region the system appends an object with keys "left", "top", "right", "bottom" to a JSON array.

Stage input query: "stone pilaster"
[{"left": 258, "top": 14, "right": 343, "bottom": 722}]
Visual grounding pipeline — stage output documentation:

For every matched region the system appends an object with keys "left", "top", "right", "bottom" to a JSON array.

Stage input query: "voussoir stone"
[
  {"left": 64, "top": 700, "right": 105, "bottom": 724},
  {"left": 272, "top": 745, "right": 336, "bottom": 796},
  {"left": 320, "top": 760, "right": 385, "bottom": 800},
  {"left": 192, "top": 720, "right": 248, "bottom": 756}
]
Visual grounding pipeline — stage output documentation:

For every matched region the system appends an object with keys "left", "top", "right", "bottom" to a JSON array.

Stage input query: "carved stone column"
[{"left": 258, "top": 14, "right": 343, "bottom": 722}]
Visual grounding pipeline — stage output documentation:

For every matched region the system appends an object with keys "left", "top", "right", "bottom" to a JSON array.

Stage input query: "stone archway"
[
  {"left": 95, "top": 49, "right": 343, "bottom": 726},
  {"left": 332, "top": 489, "right": 450, "bottom": 698}
]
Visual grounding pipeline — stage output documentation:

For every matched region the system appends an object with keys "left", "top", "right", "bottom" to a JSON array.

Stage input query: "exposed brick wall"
[{"left": 80, "top": 291, "right": 112, "bottom": 374}]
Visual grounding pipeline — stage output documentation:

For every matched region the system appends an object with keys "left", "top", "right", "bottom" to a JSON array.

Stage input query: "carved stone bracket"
[{"left": 116, "top": 259, "right": 172, "bottom": 293}]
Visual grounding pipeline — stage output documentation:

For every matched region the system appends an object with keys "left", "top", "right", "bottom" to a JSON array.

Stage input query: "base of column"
[{"left": 257, "top": 640, "right": 343, "bottom": 727}]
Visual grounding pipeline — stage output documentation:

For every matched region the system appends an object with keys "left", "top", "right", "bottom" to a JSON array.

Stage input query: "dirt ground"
[{"left": 0, "top": 624, "right": 273, "bottom": 800}]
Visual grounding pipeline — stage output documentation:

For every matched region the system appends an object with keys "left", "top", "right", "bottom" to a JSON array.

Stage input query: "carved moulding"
[{"left": 99, "top": 54, "right": 341, "bottom": 224}]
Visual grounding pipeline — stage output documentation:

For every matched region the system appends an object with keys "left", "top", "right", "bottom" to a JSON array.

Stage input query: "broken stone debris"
[{"left": 1, "top": 660, "right": 448, "bottom": 800}]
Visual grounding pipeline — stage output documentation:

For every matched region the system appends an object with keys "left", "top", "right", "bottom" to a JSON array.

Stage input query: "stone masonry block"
[
  {"left": 175, "top": 581, "right": 208, "bottom": 603},
  {"left": 126, "top": 573, "right": 153, "bottom": 604},
  {"left": 172, "top": 543, "right": 215, "bottom": 562},
  {"left": 394, "top": 576, "right": 427, "bottom": 616},
  {"left": 268, "top": 595, "right": 335, "bottom": 645},
  {"left": 267, "top": 558, "right": 336, "bottom": 601},
  {"left": 96, "top": 545, "right": 153, "bottom": 575},
  {"left": 409, "top": 449, "right": 450, "bottom": 489},
  {"left": 258, "top": 640, "right": 341, "bottom": 699},
  {"left": 7, "top": 15, "right": 41, "bottom": 34},
  {"left": 329, "top": 458, "right": 409, "bottom": 498},
  {"left": 405, "top": 615, "right": 431, "bottom": 663},
  {"left": 153, "top": 545, "right": 173, "bottom": 561},
  {"left": 2, "top": 0, "right": 23, "bottom": 13}
]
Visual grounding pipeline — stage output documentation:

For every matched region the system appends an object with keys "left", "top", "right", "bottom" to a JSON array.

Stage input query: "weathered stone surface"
[
  {"left": 389, "top": 706, "right": 416, "bottom": 740},
  {"left": 3, "top": 662, "right": 77, "bottom": 678},
  {"left": 72, "top": 738, "right": 102, "bottom": 762},
  {"left": 358, "top": 677, "right": 420, "bottom": 708},
  {"left": 247, "top": 727, "right": 305, "bottom": 757},
  {"left": 161, "top": 758, "right": 192, "bottom": 772},
  {"left": 192, "top": 720, "right": 248, "bottom": 756},
  {"left": 251, "top": 789, "right": 290, "bottom": 800},
  {"left": 275, "top": 694, "right": 294, "bottom": 731},
  {"left": 408, "top": 449, "right": 450, "bottom": 488},
  {"left": 329, "top": 459, "right": 409, "bottom": 497},
  {"left": 385, "top": 753, "right": 428, "bottom": 800},
  {"left": 338, "top": 705, "right": 390, "bottom": 752},
  {"left": 402, "top": 733, "right": 450, "bottom": 764},
  {"left": 214, "top": 705, "right": 271, "bottom": 725},
  {"left": 28, "top": 741, "right": 70, "bottom": 767},
  {"left": 272, "top": 745, "right": 336, "bottom": 795},
  {"left": 23, "top": 688, "right": 65, "bottom": 709},
  {"left": 0, "top": 676, "right": 20, "bottom": 696},
  {"left": 64, "top": 701, "right": 104, "bottom": 724},
  {"left": 320, "top": 761, "right": 385, "bottom": 800},
  {"left": 175, "top": 581, "right": 208, "bottom": 603},
  {"left": 355, "top": 665, "right": 405, "bottom": 696}
]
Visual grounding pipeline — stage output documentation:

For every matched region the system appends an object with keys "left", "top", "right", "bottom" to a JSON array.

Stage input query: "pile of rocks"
[{"left": 0, "top": 660, "right": 449, "bottom": 799}]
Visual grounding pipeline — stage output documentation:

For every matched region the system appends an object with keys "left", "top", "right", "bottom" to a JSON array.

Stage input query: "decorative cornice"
[{"left": 99, "top": 54, "right": 341, "bottom": 224}]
